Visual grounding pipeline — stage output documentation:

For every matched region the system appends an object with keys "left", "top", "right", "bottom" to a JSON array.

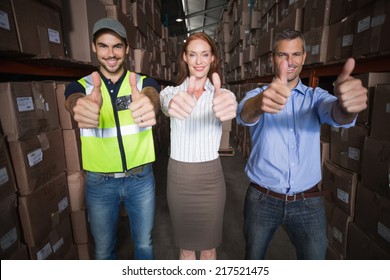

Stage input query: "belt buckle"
[
  {"left": 114, "top": 172, "right": 126, "bottom": 178},
  {"left": 285, "top": 194, "right": 297, "bottom": 202}
]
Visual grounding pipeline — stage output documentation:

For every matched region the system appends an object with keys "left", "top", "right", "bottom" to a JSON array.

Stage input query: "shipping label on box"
[
  {"left": 0, "top": 82, "right": 60, "bottom": 142},
  {"left": 323, "top": 160, "right": 358, "bottom": 218}
]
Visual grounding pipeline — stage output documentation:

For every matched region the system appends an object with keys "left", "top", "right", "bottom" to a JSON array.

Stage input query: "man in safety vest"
[{"left": 64, "top": 18, "right": 160, "bottom": 260}]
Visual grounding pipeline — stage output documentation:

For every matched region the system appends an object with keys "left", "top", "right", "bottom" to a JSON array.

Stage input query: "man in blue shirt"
[{"left": 236, "top": 29, "right": 367, "bottom": 259}]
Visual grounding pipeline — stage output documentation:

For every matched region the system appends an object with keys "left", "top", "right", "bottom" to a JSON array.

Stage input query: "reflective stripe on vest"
[
  {"left": 79, "top": 71, "right": 155, "bottom": 172},
  {"left": 80, "top": 124, "right": 151, "bottom": 138}
]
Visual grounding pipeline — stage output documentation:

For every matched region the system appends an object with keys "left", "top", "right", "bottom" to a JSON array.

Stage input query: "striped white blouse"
[{"left": 160, "top": 78, "right": 234, "bottom": 163}]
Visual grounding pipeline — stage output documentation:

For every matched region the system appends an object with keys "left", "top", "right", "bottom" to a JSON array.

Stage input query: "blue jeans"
[
  {"left": 244, "top": 185, "right": 327, "bottom": 260},
  {"left": 86, "top": 163, "right": 155, "bottom": 260}
]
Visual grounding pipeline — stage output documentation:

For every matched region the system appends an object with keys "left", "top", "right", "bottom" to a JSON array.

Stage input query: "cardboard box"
[
  {"left": 321, "top": 124, "right": 331, "bottom": 142},
  {"left": 326, "top": 243, "right": 343, "bottom": 260},
  {"left": 105, "top": 4, "right": 138, "bottom": 49},
  {"left": 353, "top": 72, "right": 390, "bottom": 125},
  {"left": 330, "top": 125, "right": 368, "bottom": 173},
  {"left": 151, "top": 0, "right": 162, "bottom": 37},
  {"left": 303, "top": 0, "right": 331, "bottom": 33},
  {"left": 67, "top": 171, "right": 86, "bottom": 211},
  {"left": 0, "top": 0, "right": 20, "bottom": 52},
  {"left": 12, "top": 0, "right": 65, "bottom": 57},
  {"left": 319, "top": 140, "right": 330, "bottom": 190},
  {"left": 219, "top": 131, "right": 231, "bottom": 150},
  {"left": 370, "top": 84, "right": 390, "bottom": 142},
  {"left": 304, "top": 26, "right": 329, "bottom": 65},
  {"left": 76, "top": 243, "right": 94, "bottom": 260},
  {"left": 55, "top": 83, "right": 78, "bottom": 130},
  {"left": 28, "top": 215, "right": 74, "bottom": 260},
  {"left": 278, "top": 0, "right": 305, "bottom": 23},
  {"left": 257, "top": 29, "right": 274, "bottom": 57},
  {"left": 8, "top": 244, "right": 29, "bottom": 260},
  {"left": 329, "top": 0, "right": 358, "bottom": 24},
  {"left": 0, "top": 194, "right": 21, "bottom": 259},
  {"left": 131, "top": 49, "right": 152, "bottom": 74},
  {"left": 327, "top": 205, "right": 352, "bottom": 257},
  {"left": 70, "top": 210, "right": 89, "bottom": 244},
  {"left": 260, "top": 52, "right": 273, "bottom": 76},
  {"left": 18, "top": 172, "right": 70, "bottom": 246},
  {"left": 0, "top": 137, "right": 17, "bottom": 199},
  {"left": 275, "top": 8, "right": 303, "bottom": 33},
  {"left": 354, "top": 184, "right": 390, "bottom": 254},
  {"left": 9, "top": 129, "right": 66, "bottom": 195},
  {"left": 62, "top": 0, "right": 106, "bottom": 65},
  {"left": 353, "top": 0, "right": 390, "bottom": 57},
  {"left": 361, "top": 137, "right": 390, "bottom": 199},
  {"left": 321, "top": 140, "right": 330, "bottom": 167},
  {"left": 322, "top": 160, "right": 359, "bottom": 218},
  {"left": 130, "top": 1, "right": 147, "bottom": 36},
  {"left": 0, "top": 81, "right": 60, "bottom": 142},
  {"left": 222, "top": 119, "right": 232, "bottom": 132},
  {"left": 63, "top": 129, "right": 82, "bottom": 172},
  {"left": 347, "top": 222, "right": 390, "bottom": 259},
  {"left": 326, "top": 13, "right": 356, "bottom": 63},
  {"left": 243, "top": 45, "right": 256, "bottom": 64}
]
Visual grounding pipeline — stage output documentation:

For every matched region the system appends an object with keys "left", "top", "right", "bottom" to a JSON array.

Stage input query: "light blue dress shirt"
[{"left": 236, "top": 79, "right": 355, "bottom": 194}]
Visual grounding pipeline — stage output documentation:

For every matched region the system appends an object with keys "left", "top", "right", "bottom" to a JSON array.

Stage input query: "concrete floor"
[{"left": 116, "top": 144, "right": 296, "bottom": 260}]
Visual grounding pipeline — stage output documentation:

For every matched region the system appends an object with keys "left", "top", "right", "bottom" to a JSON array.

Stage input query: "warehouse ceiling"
[{"left": 161, "top": 0, "right": 229, "bottom": 38}]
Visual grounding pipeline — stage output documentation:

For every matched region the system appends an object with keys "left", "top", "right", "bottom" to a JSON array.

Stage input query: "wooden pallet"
[{"left": 218, "top": 146, "right": 235, "bottom": 157}]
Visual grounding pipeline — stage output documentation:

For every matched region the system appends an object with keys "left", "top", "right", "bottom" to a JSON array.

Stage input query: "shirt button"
[
  {"left": 110, "top": 90, "right": 113, "bottom": 93},
  {"left": 291, "top": 163, "right": 295, "bottom": 166},
  {"left": 290, "top": 129, "right": 293, "bottom": 132}
]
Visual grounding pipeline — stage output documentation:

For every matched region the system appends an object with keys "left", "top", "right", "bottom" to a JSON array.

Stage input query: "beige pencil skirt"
[{"left": 167, "top": 157, "right": 226, "bottom": 251}]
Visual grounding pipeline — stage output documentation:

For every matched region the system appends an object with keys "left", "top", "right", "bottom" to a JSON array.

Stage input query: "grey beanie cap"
[{"left": 92, "top": 18, "right": 127, "bottom": 40}]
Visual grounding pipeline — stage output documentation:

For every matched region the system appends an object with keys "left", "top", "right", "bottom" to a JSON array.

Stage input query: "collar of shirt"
[
  {"left": 98, "top": 69, "right": 127, "bottom": 100},
  {"left": 291, "top": 79, "right": 307, "bottom": 96}
]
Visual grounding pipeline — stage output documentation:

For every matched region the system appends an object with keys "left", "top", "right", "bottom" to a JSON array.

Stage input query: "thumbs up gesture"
[
  {"left": 73, "top": 71, "right": 103, "bottom": 128},
  {"left": 212, "top": 72, "right": 237, "bottom": 122},
  {"left": 260, "top": 60, "right": 291, "bottom": 114},
  {"left": 333, "top": 58, "right": 367, "bottom": 114},
  {"left": 129, "top": 72, "right": 157, "bottom": 128},
  {"left": 168, "top": 76, "right": 197, "bottom": 120}
]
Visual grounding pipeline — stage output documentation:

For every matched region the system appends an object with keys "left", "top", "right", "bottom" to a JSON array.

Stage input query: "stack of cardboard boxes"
[{"left": 0, "top": 81, "right": 74, "bottom": 259}]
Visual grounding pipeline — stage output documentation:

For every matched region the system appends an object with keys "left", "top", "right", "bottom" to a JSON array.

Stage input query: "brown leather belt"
[
  {"left": 95, "top": 165, "right": 145, "bottom": 178},
  {"left": 250, "top": 182, "right": 325, "bottom": 202}
]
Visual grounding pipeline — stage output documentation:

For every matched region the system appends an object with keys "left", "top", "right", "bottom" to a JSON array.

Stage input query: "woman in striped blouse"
[{"left": 160, "top": 32, "right": 237, "bottom": 260}]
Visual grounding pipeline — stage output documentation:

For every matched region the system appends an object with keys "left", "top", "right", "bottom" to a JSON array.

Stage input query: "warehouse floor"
[{"left": 115, "top": 142, "right": 296, "bottom": 260}]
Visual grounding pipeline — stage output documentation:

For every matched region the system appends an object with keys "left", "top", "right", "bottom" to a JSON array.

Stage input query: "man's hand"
[
  {"left": 260, "top": 59, "right": 291, "bottom": 114},
  {"left": 73, "top": 71, "right": 102, "bottom": 128},
  {"left": 168, "top": 76, "right": 197, "bottom": 120},
  {"left": 333, "top": 58, "right": 367, "bottom": 115},
  {"left": 212, "top": 72, "right": 237, "bottom": 122},
  {"left": 129, "top": 72, "right": 157, "bottom": 128}
]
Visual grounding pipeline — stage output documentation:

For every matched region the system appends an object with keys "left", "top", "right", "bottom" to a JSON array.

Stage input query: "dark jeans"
[
  {"left": 86, "top": 164, "right": 155, "bottom": 260},
  {"left": 244, "top": 185, "right": 327, "bottom": 260}
]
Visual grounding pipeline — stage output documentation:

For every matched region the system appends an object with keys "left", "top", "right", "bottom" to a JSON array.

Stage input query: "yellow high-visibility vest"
[{"left": 78, "top": 71, "right": 155, "bottom": 172}]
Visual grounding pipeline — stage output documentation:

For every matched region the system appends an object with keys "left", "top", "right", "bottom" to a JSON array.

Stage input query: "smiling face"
[
  {"left": 273, "top": 37, "right": 306, "bottom": 88},
  {"left": 92, "top": 31, "right": 129, "bottom": 81},
  {"left": 183, "top": 38, "right": 215, "bottom": 81}
]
